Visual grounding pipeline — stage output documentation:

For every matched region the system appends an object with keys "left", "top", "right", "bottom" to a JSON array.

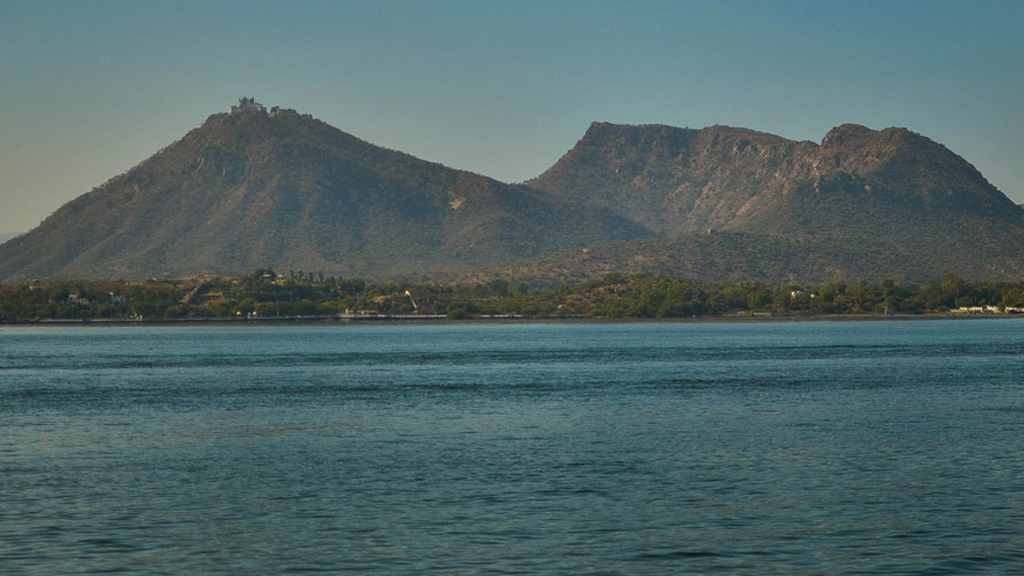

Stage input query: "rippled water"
[{"left": 2, "top": 320, "right": 1024, "bottom": 575}]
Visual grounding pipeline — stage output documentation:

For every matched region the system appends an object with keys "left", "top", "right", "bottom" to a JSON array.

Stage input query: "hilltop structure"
[{"left": 230, "top": 96, "right": 265, "bottom": 115}]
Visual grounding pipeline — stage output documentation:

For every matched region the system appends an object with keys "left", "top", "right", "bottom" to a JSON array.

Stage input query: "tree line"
[{"left": 2, "top": 271, "right": 1023, "bottom": 323}]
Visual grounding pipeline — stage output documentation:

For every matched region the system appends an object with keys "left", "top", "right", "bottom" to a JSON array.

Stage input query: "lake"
[{"left": 2, "top": 320, "right": 1023, "bottom": 574}]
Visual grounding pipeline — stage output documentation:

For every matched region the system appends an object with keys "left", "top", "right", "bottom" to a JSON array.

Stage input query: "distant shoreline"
[{"left": 3, "top": 312, "right": 1022, "bottom": 328}]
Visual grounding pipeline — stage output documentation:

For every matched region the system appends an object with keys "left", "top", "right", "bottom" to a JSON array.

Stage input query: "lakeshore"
[
  {"left": 4, "top": 310, "right": 1023, "bottom": 327},
  {"left": 3, "top": 271, "right": 1024, "bottom": 324}
]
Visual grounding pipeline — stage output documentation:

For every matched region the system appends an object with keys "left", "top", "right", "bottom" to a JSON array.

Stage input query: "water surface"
[{"left": 2, "top": 320, "right": 1023, "bottom": 574}]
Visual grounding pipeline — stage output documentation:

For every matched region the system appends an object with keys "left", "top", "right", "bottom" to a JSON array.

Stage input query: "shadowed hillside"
[{"left": 453, "top": 231, "right": 1022, "bottom": 288}]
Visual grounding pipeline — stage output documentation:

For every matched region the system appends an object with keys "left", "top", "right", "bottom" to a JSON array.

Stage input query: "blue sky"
[{"left": 1, "top": 0, "right": 1021, "bottom": 234}]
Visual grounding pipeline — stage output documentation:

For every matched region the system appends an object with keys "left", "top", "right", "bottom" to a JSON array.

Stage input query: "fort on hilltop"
[
  {"left": 230, "top": 96, "right": 293, "bottom": 118},
  {"left": 230, "top": 96, "right": 265, "bottom": 115}
]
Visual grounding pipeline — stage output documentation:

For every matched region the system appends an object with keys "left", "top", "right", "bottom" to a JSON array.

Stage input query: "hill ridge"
[
  {"left": 528, "top": 121, "right": 1021, "bottom": 234},
  {"left": 1, "top": 105, "right": 1022, "bottom": 284}
]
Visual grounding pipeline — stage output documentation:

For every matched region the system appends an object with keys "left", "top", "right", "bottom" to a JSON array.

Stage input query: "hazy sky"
[{"left": 1, "top": 0, "right": 1021, "bottom": 234}]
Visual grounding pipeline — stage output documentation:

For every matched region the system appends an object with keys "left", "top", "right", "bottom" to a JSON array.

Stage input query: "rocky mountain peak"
[
  {"left": 821, "top": 123, "right": 875, "bottom": 148},
  {"left": 532, "top": 120, "right": 1023, "bottom": 236}
]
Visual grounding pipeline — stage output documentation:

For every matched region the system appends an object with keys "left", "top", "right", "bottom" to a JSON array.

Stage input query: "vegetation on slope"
[{"left": 454, "top": 230, "right": 1024, "bottom": 288}]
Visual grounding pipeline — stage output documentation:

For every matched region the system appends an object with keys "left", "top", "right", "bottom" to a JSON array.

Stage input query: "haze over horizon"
[{"left": 1, "top": 0, "right": 1021, "bottom": 235}]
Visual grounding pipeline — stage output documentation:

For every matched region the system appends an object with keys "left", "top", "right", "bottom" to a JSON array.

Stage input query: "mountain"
[
  {"left": 529, "top": 122, "right": 1022, "bottom": 234},
  {"left": 520, "top": 122, "right": 1024, "bottom": 284},
  {"left": 2, "top": 105, "right": 1022, "bottom": 285},
  {"left": 0, "top": 232, "right": 21, "bottom": 246},
  {"left": 0, "top": 105, "right": 647, "bottom": 283}
]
